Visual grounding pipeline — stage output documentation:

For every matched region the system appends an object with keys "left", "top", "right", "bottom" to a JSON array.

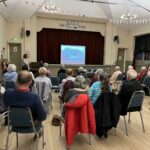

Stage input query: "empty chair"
[
  {"left": 122, "top": 90, "right": 145, "bottom": 136},
  {"left": 59, "top": 73, "right": 67, "bottom": 83},
  {"left": 6, "top": 107, "right": 45, "bottom": 150},
  {"left": 50, "top": 76, "right": 60, "bottom": 92}
]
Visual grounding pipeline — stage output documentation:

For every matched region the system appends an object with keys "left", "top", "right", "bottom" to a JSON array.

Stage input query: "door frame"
[
  {"left": 116, "top": 48, "right": 127, "bottom": 72},
  {"left": 8, "top": 42, "right": 22, "bottom": 71}
]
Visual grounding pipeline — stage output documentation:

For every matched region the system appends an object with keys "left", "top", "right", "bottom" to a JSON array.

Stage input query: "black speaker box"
[
  {"left": 26, "top": 30, "right": 30, "bottom": 37},
  {"left": 114, "top": 35, "right": 119, "bottom": 44}
]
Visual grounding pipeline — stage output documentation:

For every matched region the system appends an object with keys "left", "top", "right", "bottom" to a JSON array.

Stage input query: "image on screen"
[{"left": 61, "top": 45, "right": 86, "bottom": 64}]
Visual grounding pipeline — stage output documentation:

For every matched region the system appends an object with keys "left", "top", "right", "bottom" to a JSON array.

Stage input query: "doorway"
[
  {"left": 116, "top": 48, "right": 126, "bottom": 72},
  {"left": 9, "top": 43, "right": 21, "bottom": 71}
]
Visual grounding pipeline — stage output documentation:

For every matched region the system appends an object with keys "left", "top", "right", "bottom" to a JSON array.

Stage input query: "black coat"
[
  {"left": 118, "top": 79, "right": 143, "bottom": 116},
  {"left": 94, "top": 92, "right": 121, "bottom": 137}
]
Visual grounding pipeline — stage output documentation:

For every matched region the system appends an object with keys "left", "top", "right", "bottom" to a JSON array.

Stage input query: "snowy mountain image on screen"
[{"left": 61, "top": 46, "right": 85, "bottom": 64}]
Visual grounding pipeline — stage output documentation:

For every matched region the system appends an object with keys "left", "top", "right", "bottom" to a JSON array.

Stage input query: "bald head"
[{"left": 17, "top": 70, "right": 32, "bottom": 85}]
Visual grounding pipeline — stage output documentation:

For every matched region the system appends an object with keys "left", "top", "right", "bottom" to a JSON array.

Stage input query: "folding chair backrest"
[
  {"left": 117, "top": 74, "right": 123, "bottom": 81},
  {"left": 143, "top": 76, "right": 150, "bottom": 87},
  {"left": 51, "top": 76, "right": 59, "bottom": 86},
  {"left": 5, "top": 81, "right": 16, "bottom": 89},
  {"left": 59, "top": 73, "right": 67, "bottom": 83},
  {"left": 8, "top": 107, "right": 33, "bottom": 127},
  {"left": 80, "top": 72, "right": 87, "bottom": 79},
  {"left": 127, "top": 90, "right": 145, "bottom": 110}
]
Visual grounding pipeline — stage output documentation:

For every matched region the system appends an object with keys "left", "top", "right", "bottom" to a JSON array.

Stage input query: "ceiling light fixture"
[
  {"left": 42, "top": 0, "right": 60, "bottom": 13},
  {"left": 120, "top": 7, "right": 137, "bottom": 20}
]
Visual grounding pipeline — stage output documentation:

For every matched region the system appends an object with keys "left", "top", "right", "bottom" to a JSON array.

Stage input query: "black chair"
[
  {"left": 142, "top": 76, "right": 150, "bottom": 96},
  {"left": 0, "top": 111, "right": 8, "bottom": 129},
  {"left": 6, "top": 107, "right": 45, "bottom": 150},
  {"left": 4, "top": 81, "right": 16, "bottom": 89},
  {"left": 123, "top": 90, "right": 145, "bottom": 136},
  {"left": 59, "top": 73, "right": 67, "bottom": 84},
  {"left": 117, "top": 74, "right": 124, "bottom": 81},
  {"left": 80, "top": 72, "right": 87, "bottom": 79},
  {"left": 50, "top": 76, "right": 60, "bottom": 92}
]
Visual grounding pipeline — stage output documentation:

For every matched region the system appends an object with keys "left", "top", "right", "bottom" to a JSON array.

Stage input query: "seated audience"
[
  {"left": 3, "top": 64, "right": 18, "bottom": 83},
  {"left": 43, "top": 62, "right": 51, "bottom": 77},
  {"left": 126, "top": 65, "right": 134, "bottom": 75},
  {"left": 64, "top": 75, "right": 88, "bottom": 103},
  {"left": 137, "top": 66, "right": 147, "bottom": 82},
  {"left": 22, "top": 64, "right": 35, "bottom": 90},
  {"left": 147, "top": 66, "right": 150, "bottom": 76},
  {"left": 110, "top": 66, "right": 122, "bottom": 90},
  {"left": 60, "top": 68, "right": 75, "bottom": 97},
  {"left": 89, "top": 68, "right": 102, "bottom": 86},
  {"left": 35, "top": 67, "right": 52, "bottom": 88},
  {"left": 118, "top": 70, "right": 143, "bottom": 116},
  {"left": 61, "top": 75, "right": 88, "bottom": 118},
  {"left": 58, "top": 64, "right": 66, "bottom": 77},
  {"left": 89, "top": 69, "right": 109, "bottom": 104},
  {"left": 1, "top": 61, "right": 8, "bottom": 74},
  {"left": 3, "top": 70, "right": 47, "bottom": 122},
  {"left": 22, "top": 64, "right": 35, "bottom": 79},
  {"left": 78, "top": 66, "right": 87, "bottom": 74}
]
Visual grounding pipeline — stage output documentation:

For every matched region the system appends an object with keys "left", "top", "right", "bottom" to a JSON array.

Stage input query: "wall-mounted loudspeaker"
[
  {"left": 26, "top": 30, "right": 30, "bottom": 37},
  {"left": 114, "top": 35, "right": 119, "bottom": 44}
]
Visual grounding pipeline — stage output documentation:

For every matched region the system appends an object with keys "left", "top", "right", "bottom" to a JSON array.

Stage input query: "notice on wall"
[{"left": 13, "top": 47, "right": 17, "bottom": 52}]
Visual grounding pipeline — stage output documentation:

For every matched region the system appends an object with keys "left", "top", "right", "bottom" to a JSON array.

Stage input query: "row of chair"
[{"left": 2, "top": 90, "right": 146, "bottom": 150}]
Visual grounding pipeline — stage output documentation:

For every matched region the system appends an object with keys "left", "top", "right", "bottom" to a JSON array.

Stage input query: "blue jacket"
[{"left": 3, "top": 89, "right": 47, "bottom": 121}]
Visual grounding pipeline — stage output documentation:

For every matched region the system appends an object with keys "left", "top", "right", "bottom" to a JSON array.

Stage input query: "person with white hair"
[
  {"left": 147, "top": 66, "right": 150, "bottom": 76},
  {"left": 110, "top": 66, "right": 122, "bottom": 90},
  {"left": 35, "top": 67, "right": 52, "bottom": 87},
  {"left": 3, "top": 64, "right": 17, "bottom": 82},
  {"left": 43, "top": 62, "right": 51, "bottom": 77},
  {"left": 78, "top": 66, "right": 87, "bottom": 74},
  {"left": 88, "top": 69, "right": 110, "bottom": 104},
  {"left": 137, "top": 66, "right": 147, "bottom": 82},
  {"left": 118, "top": 69, "right": 143, "bottom": 116}
]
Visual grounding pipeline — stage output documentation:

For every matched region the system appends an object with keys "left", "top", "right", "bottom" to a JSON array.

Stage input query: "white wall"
[
  {"left": 0, "top": 14, "right": 7, "bottom": 59},
  {"left": 6, "top": 13, "right": 131, "bottom": 64}
]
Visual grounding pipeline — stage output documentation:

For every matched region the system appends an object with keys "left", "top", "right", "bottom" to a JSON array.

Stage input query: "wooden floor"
[{"left": 0, "top": 93, "right": 150, "bottom": 150}]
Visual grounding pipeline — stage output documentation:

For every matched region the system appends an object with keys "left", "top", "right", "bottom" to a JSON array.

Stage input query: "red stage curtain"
[{"left": 37, "top": 28, "right": 104, "bottom": 64}]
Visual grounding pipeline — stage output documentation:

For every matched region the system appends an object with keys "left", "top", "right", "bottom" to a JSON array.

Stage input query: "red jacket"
[{"left": 65, "top": 94, "right": 96, "bottom": 146}]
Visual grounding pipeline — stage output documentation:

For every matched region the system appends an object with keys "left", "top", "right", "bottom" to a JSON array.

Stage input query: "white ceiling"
[{"left": 0, "top": 0, "right": 150, "bottom": 24}]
